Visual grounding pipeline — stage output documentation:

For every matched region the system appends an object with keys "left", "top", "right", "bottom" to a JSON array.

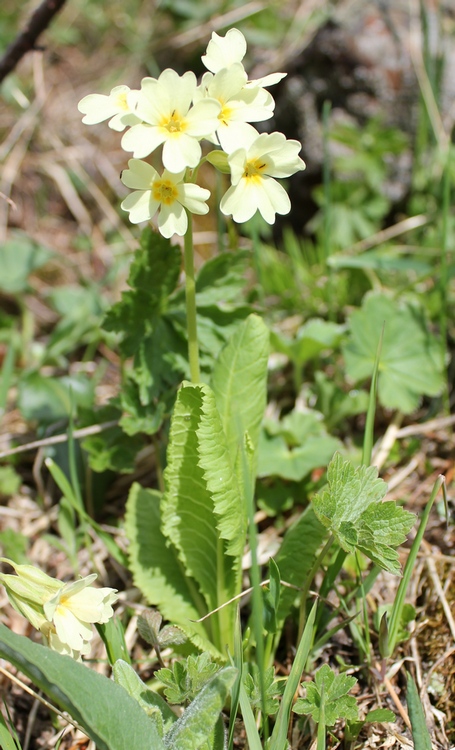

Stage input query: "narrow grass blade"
[
  {"left": 362, "top": 324, "right": 383, "bottom": 467},
  {"left": 45, "top": 457, "right": 127, "bottom": 566},
  {"left": 227, "top": 608, "right": 243, "bottom": 750},
  {"left": 406, "top": 672, "right": 432, "bottom": 750},
  {"left": 238, "top": 676, "right": 262, "bottom": 750},
  {"left": 388, "top": 475, "right": 444, "bottom": 653},
  {"left": 0, "top": 343, "right": 15, "bottom": 417},
  {"left": 240, "top": 427, "right": 268, "bottom": 738},
  {"left": 0, "top": 708, "right": 20, "bottom": 750},
  {"left": 270, "top": 601, "right": 317, "bottom": 750}
]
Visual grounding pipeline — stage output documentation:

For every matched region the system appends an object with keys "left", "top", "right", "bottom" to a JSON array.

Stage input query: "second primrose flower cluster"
[
  {"left": 0, "top": 558, "right": 118, "bottom": 660},
  {"left": 78, "top": 29, "right": 305, "bottom": 238}
]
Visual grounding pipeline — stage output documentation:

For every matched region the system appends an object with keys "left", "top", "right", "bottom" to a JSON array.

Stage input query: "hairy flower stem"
[{"left": 183, "top": 213, "right": 201, "bottom": 383}]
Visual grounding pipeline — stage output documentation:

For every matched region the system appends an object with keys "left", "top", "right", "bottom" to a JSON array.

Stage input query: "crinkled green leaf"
[
  {"left": 163, "top": 666, "right": 236, "bottom": 750},
  {"left": 157, "top": 654, "right": 220, "bottom": 705},
  {"left": 124, "top": 484, "right": 220, "bottom": 656},
  {"left": 343, "top": 293, "right": 444, "bottom": 413},
  {"left": 211, "top": 314, "right": 269, "bottom": 471},
  {"left": 162, "top": 383, "right": 245, "bottom": 615},
  {"left": 243, "top": 665, "right": 285, "bottom": 716},
  {"left": 313, "top": 453, "right": 415, "bottom": 575},
  {"left": 103, "top": 230, "right": 182, "bottom": 357},
  {"left": 293, "top": 665, "right": 358, "bottom": 726}
]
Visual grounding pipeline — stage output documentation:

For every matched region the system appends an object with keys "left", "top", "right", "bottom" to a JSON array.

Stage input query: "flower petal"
[
  {"left": 185, "top": 99, "right": 221, "bottom": 137},
  {"left": 220, "top": 179, "right": 256, "bottom": 223},
  {"left": 158, "top": 202, "right": 187, "bottom": 238},
  {"left": 218, "top": 122, "right": 260, "bottom": 154},
  {"left": 121, "top": 190, "right": 160, "bottom": 224},
  {"left": 121, "top": 159, "right": 158, "bottom": 189},
  {"left": 162, "top": 134, "right": 201, "bottom": 172},
  {"left": 178, "top": 183, "right": 211, "bottom": 214},
  {"left": 259, "top": 176, "right": 291, "bottom": 219},
  {"left": 78, "top": 93, "right": 120, "bottom": 123},
  {"left": 202, "top": 29, "right": 247, "bottom": 73},
  {"left": 53, "top": 607, "right": 93, "bottom": 651},
  {"left": 121, "top": 124, "right": 166, "bottom": 158}
]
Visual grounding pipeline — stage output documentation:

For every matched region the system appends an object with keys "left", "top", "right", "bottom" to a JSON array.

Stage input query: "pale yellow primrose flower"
[
  {"left": 195, "top": 64, "right": 276, "bottom": 153},
  {"left": 202, "top": 28, "right": 286, "bottom": 88},
  {"left": 121, "top": 159, "right": 210, "bottom": 237},
  {"left": 78, "top": 85, "right": 141, "bottom": 132},
  {"left": 43, "top": 574, "right": 118, "bottom": 656},
  {"left": 220, "top": 131, "right": 306, "bottom": 224},
  {"left": 121, "top": 69, "right": 221, "bottom": 173},
  {"left": 0, "top": 559, "right": 118, "bottom": 659}
]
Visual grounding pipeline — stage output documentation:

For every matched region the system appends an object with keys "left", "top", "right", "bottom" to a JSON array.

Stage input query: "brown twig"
[{"left": 0, "top": 0, "right": 68, "bottom": 84}]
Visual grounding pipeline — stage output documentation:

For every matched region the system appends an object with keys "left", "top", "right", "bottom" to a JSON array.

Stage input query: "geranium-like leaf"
[
  {"left": 293, "top": 664, "right": 358, "bottom": 727},
  {"left": 343, "top": 293, "right": 444, "bottom": 413},
  {"left": 312, "top": 453, "right": 415, "bottom": 575}
]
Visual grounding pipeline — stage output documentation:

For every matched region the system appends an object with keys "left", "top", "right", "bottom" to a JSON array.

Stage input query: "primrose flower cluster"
[
  {"left": 78, "top": 29, "right": 305, "bottom": 237},
  {"left": 0, "top": 558, "right": 118, "bottom": 660}
]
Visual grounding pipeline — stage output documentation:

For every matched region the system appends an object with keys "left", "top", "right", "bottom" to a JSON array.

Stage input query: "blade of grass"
[
  {"left": 362, "top": 324, "right": 383, "bottom": 467},
  {"left": 227, "top": 608, "right": 243, "bottom": 750},
  {"left": 0, "top": 341, "right": 15, "bottom": 417},
  {"left": 238, "top": 674, "right": 263, "bottom": 750},
  {"left": 45, "top": 457, "right": 127, "bottom": 566},
  {"left": 388, "top": 475, "right": 444, "bottom": 654},
  {"left": 270, "top": 601, "right": 317, "bottom": 750},
  {"left": 0, "top": 707, "right": 21, "bottom": 750},
  {"left": 405, "top": 672, "right": 432, "bottom": 750},
  {"left": 240, "top": 430, "right": 268, "bottom": 739}
]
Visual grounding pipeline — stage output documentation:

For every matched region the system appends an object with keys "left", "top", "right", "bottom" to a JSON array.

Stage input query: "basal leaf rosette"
[{"left": 312, "top": 454, "right": 415, "bottom": 576}]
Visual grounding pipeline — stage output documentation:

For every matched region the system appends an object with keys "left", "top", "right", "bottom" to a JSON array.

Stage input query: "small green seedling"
[
  {"left": 293, "top": 665, "right": 358, "bottom": 750},
  {"left": 156, "top": 652, "right": 220, "bottom": 706},
  {"left": 137, "top": 609, "right": 187, "bottom": 667}
]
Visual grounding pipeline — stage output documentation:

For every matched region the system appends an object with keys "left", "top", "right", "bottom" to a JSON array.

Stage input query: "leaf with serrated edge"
[
  {"left": 125, "top": 484, "right": 221, "bottom": 656},
  {"left": 162, "top": 383, "right": 244, "bottom": 614},
  {"left": 313, "top": 454, "right": 414, "bottom": 575}
]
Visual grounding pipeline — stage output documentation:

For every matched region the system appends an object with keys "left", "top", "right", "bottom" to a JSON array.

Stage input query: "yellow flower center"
[
  {"left": 114, "top": 92, "right": 129, "bottom": 111},
  {"left": 243, "top": 159, "right": 268, "bottom": 182},
  {"left": 219, "top": 104, "right": 233, "bottom": 126},
  {"left": 162, "top": 111, "right": 186, "bottom": 134},
  {"left": 152, "top": 179, "right": 178, "bottom": 206}
]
